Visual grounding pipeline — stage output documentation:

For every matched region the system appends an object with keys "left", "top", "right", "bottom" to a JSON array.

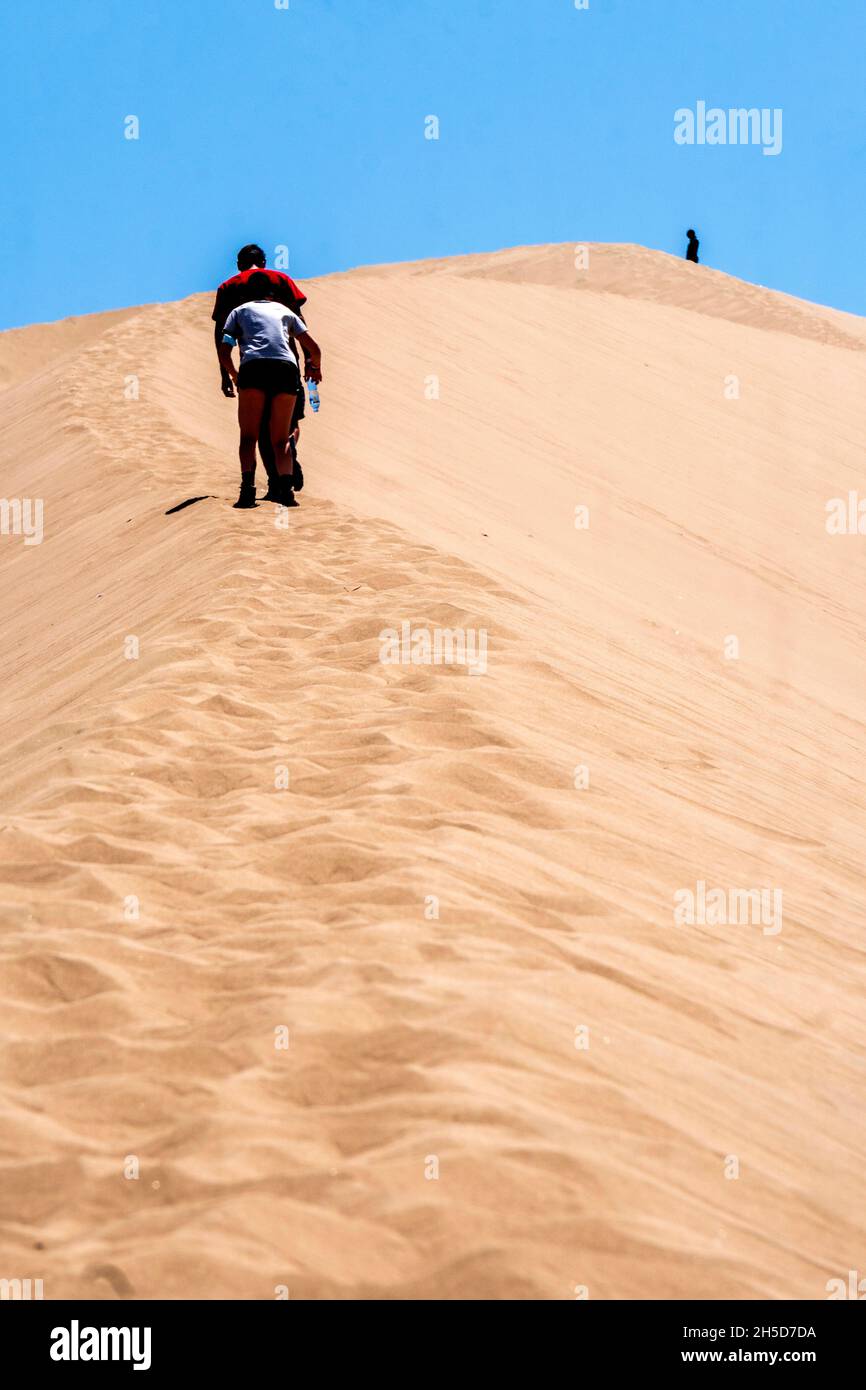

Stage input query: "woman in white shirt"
[{"left": 219, "top": 272, "right": 322, "bottom": 509}]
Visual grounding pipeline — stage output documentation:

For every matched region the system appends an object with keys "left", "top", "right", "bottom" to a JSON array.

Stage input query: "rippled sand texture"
[{"left": 1, "top": 244, "right": 865, "bottom": 1299}]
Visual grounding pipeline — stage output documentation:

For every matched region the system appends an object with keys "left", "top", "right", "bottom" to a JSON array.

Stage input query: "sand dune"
[{"left": 1, "top": 243, "right": 864, "bottom": 1299}]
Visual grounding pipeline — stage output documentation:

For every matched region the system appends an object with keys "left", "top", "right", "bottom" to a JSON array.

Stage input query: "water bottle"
[{"left": 307, "top": 378, "right": 321, "bottom": 413}]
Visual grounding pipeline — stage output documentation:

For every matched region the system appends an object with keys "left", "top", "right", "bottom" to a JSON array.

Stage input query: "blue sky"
[{"left": 1, "top": 0, "right": 864, "bottom": 328}]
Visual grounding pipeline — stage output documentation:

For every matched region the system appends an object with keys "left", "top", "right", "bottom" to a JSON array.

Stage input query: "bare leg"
[
  {"left": 258, "top": 395, "right": 278, "bottom": 487},
  {"left": 238, "top": 389, "right": 267, "bottom": 476},
  {"left": 269, "top": 394, "right": 296, "bottom": 476}
]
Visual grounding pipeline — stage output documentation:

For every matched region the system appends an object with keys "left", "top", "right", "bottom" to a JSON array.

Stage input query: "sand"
[{"left": 0, "top": 243, "right": 864, "bottom": 1300}]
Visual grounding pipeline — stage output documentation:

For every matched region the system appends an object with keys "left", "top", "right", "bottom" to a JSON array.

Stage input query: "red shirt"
[{"left": 212, "top": 268, "right": 307, "bottom": 330}]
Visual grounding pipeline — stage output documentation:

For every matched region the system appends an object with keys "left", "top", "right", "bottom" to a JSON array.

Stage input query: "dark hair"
[
  {"left": 687, "top": 229, "right": 696, "bottom": 239},
  {"left": 247, "top": 271, "right": 274, "bottom": 299},
  {"left": 237, "top": 243, "right": 266, "bottom": 271}
]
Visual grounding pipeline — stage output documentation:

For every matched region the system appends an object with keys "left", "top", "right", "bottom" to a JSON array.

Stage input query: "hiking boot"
[
  {"left": 233, "top": 480, "right": 257, "bottom": 509},
  {"left": 278, "top": 475, "right": 299, "bottom": 508}
]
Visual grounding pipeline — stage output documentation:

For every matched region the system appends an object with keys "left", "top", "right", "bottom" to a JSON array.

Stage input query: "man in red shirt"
[{"left": 212, "top": 244, "right": 316, "bottom": 497}]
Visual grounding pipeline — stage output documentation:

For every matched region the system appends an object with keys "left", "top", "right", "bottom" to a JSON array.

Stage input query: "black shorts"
[{"left": 237, "top": 359, "right": 301, "bottom": 397}]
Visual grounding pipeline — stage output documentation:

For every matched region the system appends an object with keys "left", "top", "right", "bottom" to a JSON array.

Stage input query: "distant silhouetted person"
[{"left": 686, "top": 229, "right": 700, "bottom": 263}]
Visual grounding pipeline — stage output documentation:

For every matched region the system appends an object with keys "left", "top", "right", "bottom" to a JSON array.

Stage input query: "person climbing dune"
[
  {"left": 685, "top": 229, "right": 700, "bottom": 263},
  {"left": 218, "top": 272, "right": 322, "bottom": 511},
  {"left": 212, "top": 245, "right": 311, "bottom": 497}
]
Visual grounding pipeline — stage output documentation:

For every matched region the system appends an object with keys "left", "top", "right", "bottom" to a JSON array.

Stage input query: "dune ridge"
[{"left": 0, "top": 243, "right": 864, "bottom": 1299}]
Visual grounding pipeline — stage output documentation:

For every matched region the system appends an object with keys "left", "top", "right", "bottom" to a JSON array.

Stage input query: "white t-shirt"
[{"left": 223, "top": 300, "right": 307, "bottom": 365}]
